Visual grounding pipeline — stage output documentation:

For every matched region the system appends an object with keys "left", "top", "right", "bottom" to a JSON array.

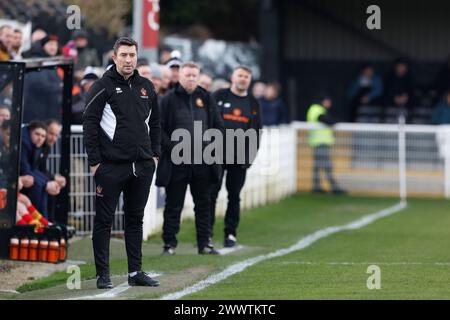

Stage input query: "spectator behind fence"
[
  {"left": 137, "top": 62, "right": 152, "bottom": 80},
  {"left": 159, "top": 46, "right": 172, "bottom": 65},
  {"left": 431, "top": 90, "right": 450, "bottom": 125},
  {"left": 165, "top": 50, "right": 182, "bottom": 88},
  {"left": 64, "top": 30, "right": 100, "bottom": 81},
  {"left": 306, "top": 95, "right": 346, "bottom": 194},
  {"left": 160, "top": 64, "right": 172, "bottom": 96},
  {"left": 211, "top": 78, "right": 231, "bottom": 93},
  {"left": 21, "top": 28, "right": 47, "bottom": 59},
  {"left": 433, "top": 56, "right": 450, "bottom": 102},
  {"left": 384, "top": 59, "right": 414, "bottom": 109},
  {"left": 20, "top": 121, "right": 61, "bottom": 218},
  {"left": 199, "top": 72, "right": 213, "bottom": 92},
  {"left": 252, "top": 81, "right": 266, "bottom": 99},
  {"left": 0, "top": 24, "right": 13, "bottom": 61},
  {"left": 348, "top": 64, "right": 383, "bottom": 122},
  {"left": 72, "top": 71, "right": 99, "bottom": 124},
  {"left": 150, "top": 63, "right": 163, "bottom": 97},
  {"left": 259, "top": 81, "right": 289, "bottom": 126},
  {"left": 22, "top": 35, "right": 63, "bottom": 122},
  {"left": 10, "top": 29, "right": 23, "bottom": 60}
]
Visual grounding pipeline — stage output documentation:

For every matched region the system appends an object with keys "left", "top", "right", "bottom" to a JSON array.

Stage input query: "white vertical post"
[
  {"left": 142, "top": 176, "right": 157, "bottom": 240},
  {"left": 444, "top": 127, "right": 450, "bottom": 199},
  {"left": 398, "top": 114, "right": 407, "bottom": 204}
]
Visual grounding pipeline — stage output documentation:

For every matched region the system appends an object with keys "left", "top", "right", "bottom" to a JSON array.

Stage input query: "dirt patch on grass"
[{"left": 0, "top": 260, "right": 71, "bottom": 292}]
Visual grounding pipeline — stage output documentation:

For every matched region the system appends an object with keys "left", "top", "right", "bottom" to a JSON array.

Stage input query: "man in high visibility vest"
[{"left": 306, "top": 96, "right": 346, "bottom": 194}]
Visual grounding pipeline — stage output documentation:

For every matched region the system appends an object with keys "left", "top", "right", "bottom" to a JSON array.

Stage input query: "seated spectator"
[
  {"left": 38, "top": 119, "right": 66, "bottom": 221},
  {"left": 384, "top": 59, "right": 415, "bottom": 109},
  {"left": 348, "top": 64, "right": 383, "bottom": 121},
  {"left": 259, "top": 82, "right": 289, "bottom": 126},
  {"left": 433, "top": 56, "right": 450, "bottom": 102},
  {"left": 16, "top": 177, "right": 50, "bottom": 229},
  {"left": 11, "top": 29, "right": 23, "bottom": 60},
  {"left": 0, "top": 24, "right": 13, "bottom": 61},
  {"left": 431, "top": 90, "right": 450, "bottom": 125},
  {"left": 39, "top": 120, "right": 66, "bottom": 188},
  {"left": 0, "top": 120, "right": 11, "bottom": 187},
  {"left": 72, "top": 71, "right": 99, "bottom": 124},
  {"left": 199, "top": 72, "right": 213, "bottom": 92},
  {"left": 0, "top": 105, "right": 11, "bottom": 126},
  {"left": 20, "top": 121, "right": 61, "bottom": 218}
]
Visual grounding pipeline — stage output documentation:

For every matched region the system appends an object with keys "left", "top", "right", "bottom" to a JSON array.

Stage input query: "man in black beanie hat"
[{"left": 72, "top": 72, "right": 100, "bottom": 124}]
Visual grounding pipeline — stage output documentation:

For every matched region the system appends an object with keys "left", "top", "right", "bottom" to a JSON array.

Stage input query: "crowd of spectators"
[
  {"left": 1, "top": 20, "right": 449, "bottom": 222},
  {"left": 347, "top": 58, "right": 450, "bottom": 124}
]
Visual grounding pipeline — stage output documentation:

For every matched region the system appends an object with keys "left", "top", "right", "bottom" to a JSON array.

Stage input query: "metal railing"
[
  {"left": 48, "top": 122, "right": 450, "bottom": 236},
  {"left": 293, "top": 121, "right": 450, "bottom": 198},
  {"left": 59, "top": 125, "right": 297, "bottom": 237}
]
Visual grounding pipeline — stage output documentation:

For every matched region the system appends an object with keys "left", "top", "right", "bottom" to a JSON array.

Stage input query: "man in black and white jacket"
[{"left": 83, "top": 37, "right": 161, "bottom": 289}]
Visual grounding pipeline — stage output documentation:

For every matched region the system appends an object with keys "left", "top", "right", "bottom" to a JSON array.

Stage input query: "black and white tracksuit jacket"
[{"left": 82, "top": 65, "right": 161, "bottom": 166}]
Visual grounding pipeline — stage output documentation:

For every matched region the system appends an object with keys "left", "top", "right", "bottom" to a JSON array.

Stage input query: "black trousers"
[
  {"left": 313, "top": 145, "right": 338, "bottom": 191},
  {"left": 210, "top": 164, "right": 247, "bottom": 238},
  {"left": 162, "top": 164, "right": 212, "bottom": 250},
  {"left": 92, "top": 160, "right": 155, "bottom": 276}
]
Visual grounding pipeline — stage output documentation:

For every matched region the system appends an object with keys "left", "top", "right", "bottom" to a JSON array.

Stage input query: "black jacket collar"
[
  {"left": 174, "top": 82, "right": 205, "bottom": 97},
  {"left": 105, "top": 64, "right": 143, "bottom": 85}
]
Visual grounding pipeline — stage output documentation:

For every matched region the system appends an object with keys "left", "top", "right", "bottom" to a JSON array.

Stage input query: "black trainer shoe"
[
  {"left": 332, "top": 188, "right": 348, "bottom": 195},
  {"left": 161, "top": 245, "right": 175, "bottom": 256},
  {"left": 96, "top": 275, "right": 114, "bottom": 289},
  {"left": 199, "top": 245, "right": 220, "bottom": 255},
  {"left": 128, "top": 271, "right": 160, "bottom": 287},
  {"left": 224, "top": 234, "right": 237, "bottom": 248}
]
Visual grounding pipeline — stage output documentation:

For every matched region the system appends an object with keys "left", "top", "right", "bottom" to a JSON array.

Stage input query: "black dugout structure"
[{"left": 0, "top": 58, "right": 73, "bottom": 258}]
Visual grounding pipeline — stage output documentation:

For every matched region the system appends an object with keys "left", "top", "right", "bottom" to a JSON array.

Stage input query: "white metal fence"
[
  {"left": 64, "top": 125, "right": 297, "bottom": 238},
  {"left": 47, "top": 122, "right": 450, "bottom": 237},
  {"left": 293, "top": 121, "right": 450, "bottom": 199}
]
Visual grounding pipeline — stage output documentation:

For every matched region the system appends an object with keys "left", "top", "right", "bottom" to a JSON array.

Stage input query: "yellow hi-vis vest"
[{"left": 306, "top": 104, "right": 335, "bottom": 147}]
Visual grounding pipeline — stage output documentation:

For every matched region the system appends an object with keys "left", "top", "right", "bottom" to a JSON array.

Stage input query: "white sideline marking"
[
  {"left": 278, "top": 261, "right": 450, "bottom": 266},
  {"left": 65, "top": 272, "right": 161, "bottom": 300},
  {"left": 160, "top": 201, "right": 407, "bottom": 300},
  {"left": 0, "top": 290, "right": 20, "bottom": 294},
  {"left": 217, "top": 245, "right": 244, "bottom": 255},
  {"left": 65, "top": 260, "right": 87, "bottom": 265}
]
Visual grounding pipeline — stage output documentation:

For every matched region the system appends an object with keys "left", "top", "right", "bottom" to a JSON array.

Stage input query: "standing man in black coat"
[
  {"left": 156, "top": 62, "right": 225, "bottom": 255},
  {"left": 210, "top": 66, "right": 262, "bottom": 248},
  {"left": 83, "top": 37, "right": 161, "bottom": 289}
]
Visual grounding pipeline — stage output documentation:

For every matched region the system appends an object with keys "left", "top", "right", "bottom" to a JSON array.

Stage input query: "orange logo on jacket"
[
  {"left": 141, "top": 88, "right": 147, "bottom": 96},
  {"left": 96, "top": 185, "right": 103, "bottom": 197},
  {"left": 224, "top": 108, "right": 249, "bottom": 123}
]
